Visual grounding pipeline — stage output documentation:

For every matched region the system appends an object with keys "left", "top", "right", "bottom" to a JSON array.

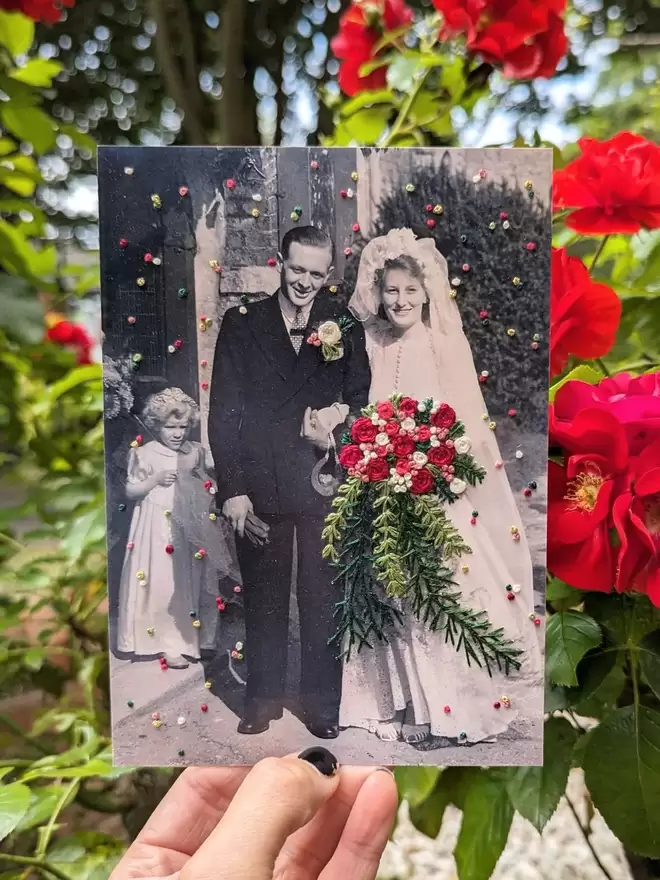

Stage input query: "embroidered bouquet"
[{"left": 322, "top": 394, "right": 523, "bottom": 674}]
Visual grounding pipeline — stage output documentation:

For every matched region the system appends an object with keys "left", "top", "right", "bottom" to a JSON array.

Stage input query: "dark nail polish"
[{"left": 298, "top": 746, "right": 339, "bottom": 777}]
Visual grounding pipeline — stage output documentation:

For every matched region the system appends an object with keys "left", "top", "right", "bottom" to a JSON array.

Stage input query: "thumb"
[{"left": 181, "top": 749, "right": 339, "bottom": 880}]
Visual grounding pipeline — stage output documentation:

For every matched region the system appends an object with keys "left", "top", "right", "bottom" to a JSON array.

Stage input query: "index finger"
[{"left": 110, "top": 767, "right": 249, "bottom": 879}]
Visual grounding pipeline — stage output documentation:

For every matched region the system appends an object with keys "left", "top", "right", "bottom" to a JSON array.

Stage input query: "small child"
[{"left": 116, "top": 387, "right": 237, "bottom": 667}]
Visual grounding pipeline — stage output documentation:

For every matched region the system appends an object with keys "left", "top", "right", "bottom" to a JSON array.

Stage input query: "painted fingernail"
[{"left": 298, "top": 746, "right": 339, "bottom": 777}]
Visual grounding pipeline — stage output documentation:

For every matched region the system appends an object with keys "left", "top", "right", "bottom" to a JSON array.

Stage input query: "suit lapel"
[
  {"left": 247, "top": 292, "right": 297, "bottom": 381},
  {"left": 285, "top": 292, "right": 337, "bottom": 401}
]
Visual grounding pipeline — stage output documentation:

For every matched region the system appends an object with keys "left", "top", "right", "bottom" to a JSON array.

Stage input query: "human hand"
[
  {"left": 222, "top": 494, "right": 253, "bottom": 538},
  {"left": 155, "top": 469, "right": 177, "bottom": 487},
  {"left": 301, "top": 406, "right": 331, "bottom": 450},
  {"left": 110, "top": 749, "right": 398, "bottom": 880}
]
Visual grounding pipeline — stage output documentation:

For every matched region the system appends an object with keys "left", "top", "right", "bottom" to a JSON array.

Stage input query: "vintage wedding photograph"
[{"left": 99, "top": 146, "right": 550, "bottom": 767}]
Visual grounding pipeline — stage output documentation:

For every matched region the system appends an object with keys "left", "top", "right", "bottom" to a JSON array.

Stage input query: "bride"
[{"left": 339, "top": 228, "right": 544, "bottom": 746}]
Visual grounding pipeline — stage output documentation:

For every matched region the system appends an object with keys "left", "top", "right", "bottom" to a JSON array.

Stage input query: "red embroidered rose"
[
  {"left": 417, "top": 424, "right": 431, "bottom": 442},
  {"left": 331, "top": 0, "right": 414, "bottom": 97},
  {"left": 351, "top": 417, "right": 378, "bottom": 444},
  {"left": 431, "top": 403, "right": 456, "bottom": 429},
  {"left": 375, "top": 444, "right": 389, "bottom": 457},
  {"left": 550, "top": 247, "right": 621, "bottom": 377},
  {"left": 376, "top": 400, "right": 395, "bottom": 420},
  {"left": 384, "top": 419, "right": 400, "bottom": 437},
  {"left": 398, "top": 397, "right": 418, "bottom": 417},
  {"left": 433, "top": 0, "right": 567, "bottom": 79},
  {"left": 1, "top": 0, "right": 75, "bottom": 22},
  {"left": 46, "top": 318, "right": 94, "bottom": 365},
  {"left": 553, "top": 133, "right": 660, "bottom": 234},
  {"left": 547, "top": 408, "right": 629, "bottom": 593},
  {"left": 410, "top": 467, "right": 434, "bottom": 495},
  {"left": 392, "top": 435, "right": 416, "bottom": 458},
  {"left": 339, "top": 444, "right": 363, "bottom": 469},
  {"left": 395, "top": 459, "right": 411, "bottom": 475},
  {"left": 551, "top": 371, "right": 660, "bottom": 456},
  {"left": 428, "top": 444, "right": 456, "bottom": 467},
  {"left": 366, "top": 457, "right": 390, "bottom": 482},
  {"left": 613, "top": 438, "right": 660, "bottom": 606}
]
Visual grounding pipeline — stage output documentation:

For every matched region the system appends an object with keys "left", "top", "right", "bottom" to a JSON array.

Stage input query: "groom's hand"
[
  {"left": 301, "top": 406, "right": 331, "bottom": 450},
  {"left": 222, "top": 495, "right": 253, "bottom": 538}
]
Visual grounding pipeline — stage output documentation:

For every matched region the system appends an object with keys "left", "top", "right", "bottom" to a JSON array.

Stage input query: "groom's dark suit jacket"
[{"left": 209, "top": 289, "right": 371, "bottom": 516}]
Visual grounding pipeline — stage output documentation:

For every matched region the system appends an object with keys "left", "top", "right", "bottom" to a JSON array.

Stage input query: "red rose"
[
  {"left": 366, "top": 457, "right": 390, "bottom": 483},
  {"left": 547, "top": 408, "right": 629, "bottom": 593},
  {"left": 1, "top": 0, "right": 74, "bottom": 23},
  {"left": 431, "top": 403, "right": 456, "bottom": 429},
  {"left": 613, "top": 438, "right": 660, "bottom": 606},
  {"left": 46, "top": 319, "right": 94, "bottom": 365},
  {"left": 417, "top": 425, "right": 431, "bottom": 442},
  {"left": 351, "top": 417, "right": 378, "bottom": 444},
  {"left": 550, "top": 247, "right": 621, "bottom": 377},
  {"left": 375, "top": 444, "right": 389, "bottom": 457},
  {"left": 339, "top": 444, "right": 363, "bottom": 469},
  {"left": 398, "top": 397, "right": 418, "bottom": 417},
  {"left": 392, "top": 435, "right": 415, "bottom": 458},
  {"left": 428, "top": 444, "right": 455, "bottom": 467},
  {"left": 553, "top": 133, "right": 660, "bottom": 234},
  {"left": 376, "top": 400, "right": 395, "bottom": 420},
  {"left": 432, "top": 0, "right": 485, "bottom": 40},
  {"left": 551, "top": 371, "right": 660, "bottom": 456},
  {"left": 410, "top": 467, "right": 434, "bottom": 495},
  {"left": 395, "top": 459, "right": 411, "bottom": 475},
  {"left": 384, "top": 420, "right": 400, "bottom": 437},
  {"left": 331, "top": 0, "right": 414, "bottom": 97}
]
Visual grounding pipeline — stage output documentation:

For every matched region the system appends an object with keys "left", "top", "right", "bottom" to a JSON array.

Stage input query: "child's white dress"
[{"left": 117, "top": 439, "right": 237, "bottom": 658}]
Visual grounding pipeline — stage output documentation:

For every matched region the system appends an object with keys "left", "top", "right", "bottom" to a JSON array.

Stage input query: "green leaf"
[
  {"left": 584, "top": 593, "right": 659, "bottom": 647},
  {"left": 339, "top": 89, "right": 396, "bottom": 118},
  {"left": 22, "top": 759, "right": 113, "bottom": 781},
  {"left": 583, "top": 705, "right": 660, "bottom": 858},
  {"left": 573, "top": 650, "right": 625, "bottom": 717},
  {"left": 16, "top": 784, "right": 79, "bottom": 832},
  {"left": 386, "top": 55, "right": 419, "bottom": 92},
  {"left": 439, "top": 57, "right": 466, "bottom": 100},
  {"left": 409, "top": 774, "right": 452, "bottom": 838},
  {"left": 545, "top": 678, "right": 569, "bottom": 712},
  {"left": 546, "top": 577, "right": 584, "bottom": 610},
  {"left": 394, "top": 766, "right": 440, "bottom": 808},
  {"left": 549, "top": 364, "right": 603, "bottom": 403},
  {"left": 0, "top": 782, "right": 31, "bottom": 842},
  {"left": 10, "top": 59, "right": 62, "bottom": 88},
  {"left": 0, "top": 136, "right": 17, "bottom": 155},
  {"left": 454, "top": 771, "right": 514, "bottom": 880},
  {"left": 0, "top": 105, "right": 56, "bottom": 155},
  {"left": 23, "top": 647, "right": 45, "bottom": 671},
  {"left": 546, "top": 611, "right": 602, "bottom": 686},
  {"left": 506, "top": 717, "right": 578, "bottom": 832},
  {"left": 333, "top": 107, "right": 391, "bottom": 145},
  {"left": 639, "top": 630, "right": 660, "bottom": 700},
  {"left": 0, "top": 10, "right": 34, "bottom": 57}
]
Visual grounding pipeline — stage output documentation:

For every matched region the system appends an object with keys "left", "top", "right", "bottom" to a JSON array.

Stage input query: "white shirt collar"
[{"left": 278, "top": 290, "right": 314, "bottom": 325}]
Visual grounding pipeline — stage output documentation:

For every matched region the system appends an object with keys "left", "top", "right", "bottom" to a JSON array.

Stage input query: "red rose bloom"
[
  {"left": 417, "top": 424, "right": 431, "bottom": 442},
  {"left": 395, "top": 459, "right": 411, "bottom": 475},
  {"left": 547, "top": 408, "right": 629, "bottom": 593},
  {"left": 331, "top": 0, "right": 414, "bottom": 97},
  {"left": 384, "top": 420, "right": 400, "bottom": 437},
  {"left": 432, "top": 0, "right": 485, "bottom": 40},
  {"left": 339, "top": 444, "right": 363, "bottom": 469},
  {"left": 351, "top": 417, "right": 378, "bottom": 444},
  {"left": 366, "top": 457, "right": 390, "bottom": 483},
  {"left": 428, "top": 444, "right": 456, "bottom": 467},
  {"left": 376, "top": 400, "right": 395, "bottom": 420},
  {"left": 551, "top": 371, "right": 660, "bottom": 456},
  {"left": 410, "top": 467, "right": 434, "bottom": 495},
  {"left": 375, "top": 444, "right": 389, "bottom": 457},
  {"left": 613, "top": 438, "right": 660, "bottom": 606},
  {"left": 1, "top": 0, "right": 75, "bottom": 23},
  {"left": 550, "top": 247, "right": 621, "bottom": 377},
  {"left": 553, "top": 133, "right": 660, "bottom": 234},
  {"left": 398, "top": 397, "right": 418, "bottom": 417},
  {"left": 392, "top": 435, "right": 416, "bottom": 457},
  {"left": 431, "top": 403, "right": 456, "bottom": 429},
  {"left": 46, "top": 319, "right": 94, "bottom": 365}
]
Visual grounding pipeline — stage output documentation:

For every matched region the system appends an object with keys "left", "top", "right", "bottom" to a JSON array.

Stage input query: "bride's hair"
[{"left": 374, "top": 254, "right": 430, "bottom": 324}]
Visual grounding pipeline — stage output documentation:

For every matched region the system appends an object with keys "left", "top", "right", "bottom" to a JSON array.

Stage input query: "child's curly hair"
[{"left": 142, "top": 387, "right": 200, "bottom": 433}]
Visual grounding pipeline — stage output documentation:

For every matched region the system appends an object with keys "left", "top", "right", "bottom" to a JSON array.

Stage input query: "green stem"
[
  {"left": 590, "top": 234, "right": 610, "bottom": 271},
  {"left": 0, "top": 530, "right": 24, "bottom": 551},
  {"left": 596, "top": 357, "right": 611, "bottom": 377},
  {"left": 0, "top": 855, "right": 73, "bottom": 880},
  {"left": 36, "top": 780, "right": 79, "bottom": 860},
  {"left": 382, "top": 68, "right": 429, "bottom": 147},
  {"left": 0, "top": 759, "right": 34, "bottom": 768},
  {"left": 565, "top": 795, "right": 615, "bottom": 880}
]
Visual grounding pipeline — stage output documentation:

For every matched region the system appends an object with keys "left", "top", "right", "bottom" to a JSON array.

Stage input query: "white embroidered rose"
[
  {"left": 401, "top": 417, "right": 416, "bottom": 431},
  {"left": 454, "top": 436, "right": 472, "bottom": 455},
  {"left": 375, "top": 433, "right": 389, "bottom": 446},
  {"left": 317, "top": 320, "right": 342, "bottom": 345},
  {"left": 449, "top": 478, "right": 467, "bottom": 495},
  {"left": 412, "top": 451, "right": 428, "bottom": 467}
]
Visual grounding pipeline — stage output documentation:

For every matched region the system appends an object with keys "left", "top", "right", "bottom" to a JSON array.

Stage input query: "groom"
[{"left": 208, "top": 225, "right": 370, "bottom": 738}]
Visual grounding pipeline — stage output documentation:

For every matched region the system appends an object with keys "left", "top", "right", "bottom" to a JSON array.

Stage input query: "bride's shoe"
[
  {"left": 162, "top": 653, "right": 189, "bottom": 668},
  {"left": 369, "top": 721, "right": 401, "bottom": 742},
  {"left": 402, "top": 723, "right": 430, "bottom": 744}
]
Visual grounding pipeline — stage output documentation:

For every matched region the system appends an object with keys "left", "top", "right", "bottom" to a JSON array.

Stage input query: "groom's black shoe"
[
  {"left": 305, "top": 718, "right": 340, "bottom": 739},
  {"left": 237, "top": 704, "right": 283, "bottom": 735}
]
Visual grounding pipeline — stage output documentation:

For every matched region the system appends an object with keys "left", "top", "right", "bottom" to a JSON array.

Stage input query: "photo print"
[{"left": 99, "top": 146, "right": 550, "bottom": 767}]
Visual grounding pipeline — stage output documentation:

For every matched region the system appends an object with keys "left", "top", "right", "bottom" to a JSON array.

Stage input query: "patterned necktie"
[{"left": 289, "top": 307, "right": 307, "bottom": 354}]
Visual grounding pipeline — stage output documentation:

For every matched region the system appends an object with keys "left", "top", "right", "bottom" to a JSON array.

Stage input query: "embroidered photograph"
[{"left": 100, "top": 146, "right": 550, "bottom": 767}]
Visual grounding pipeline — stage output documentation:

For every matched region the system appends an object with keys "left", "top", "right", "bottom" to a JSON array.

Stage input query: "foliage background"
[{"left": 0, "top": 1, "right": 659, "bottom": 879}]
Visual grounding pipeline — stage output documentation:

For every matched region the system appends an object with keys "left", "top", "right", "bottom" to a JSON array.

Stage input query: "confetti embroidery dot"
[
  {"left": 124, "top": 166, "right": 134, "bottom": 175},
  {"left": 127, "top": 700, "right": 134, "bottom": 708},
  {"left": 201, "top": 703, "right": 209, "bottom": 712},
  {"left": 179, "top": 186, "right": 189, "bottom": 197},
  {"left": 151, "top": 194, "right": 162, "bottom": 209},
  {"left": 119, "top": 238, "right": 128, "bottom": 248}
]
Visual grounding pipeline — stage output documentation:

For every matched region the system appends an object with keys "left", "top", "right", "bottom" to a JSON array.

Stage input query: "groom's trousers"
[{"left": 236, "top": 514, "right": 343, "bottom": 722}]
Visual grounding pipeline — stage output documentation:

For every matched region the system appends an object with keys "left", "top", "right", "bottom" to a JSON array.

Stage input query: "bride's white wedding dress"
[{"left": 339, "top": 321, "right": 544, "bottom": 743}]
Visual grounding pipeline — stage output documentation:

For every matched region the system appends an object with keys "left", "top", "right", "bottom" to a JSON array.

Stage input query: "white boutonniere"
[{"left": 307, "top": 315, "right": 354, "bottom": 362}]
